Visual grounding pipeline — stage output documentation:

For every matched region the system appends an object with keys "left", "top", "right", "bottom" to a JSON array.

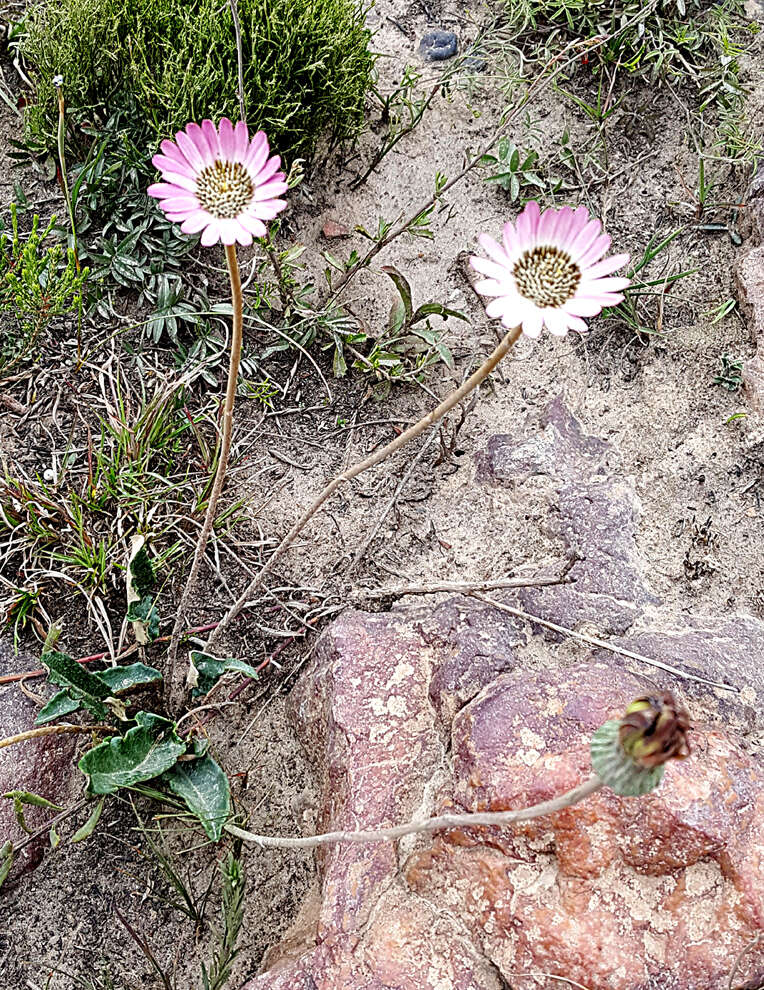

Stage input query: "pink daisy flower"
[
  {"left": 471, "top": 201, "right": 631, "bottom": 338},
  {"left": 148, "top": 118, "right": 288, "bottom": 247}
]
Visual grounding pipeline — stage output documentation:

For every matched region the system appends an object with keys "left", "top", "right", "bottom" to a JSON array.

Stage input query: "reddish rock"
[
  {"left": 321, "top": 220, "right": 351, "bottom": 239},
  {"left": 479, "top": 397, "right": 659, "bottom": 634},
  {"left": 242, "top": 604, "right": 764, "bottom": 990},
  {"left": 740, "top": 163, "right": 764, "bottom": 410},
  {"left": 0, "top": 636, "right": 80, "bottom": 880}
]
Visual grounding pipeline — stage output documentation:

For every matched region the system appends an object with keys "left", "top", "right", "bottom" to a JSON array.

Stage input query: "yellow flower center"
[
  {"left": 196, "top": 161, "right": 253, "bottom": 219},
  {"left": 513, "top": 245, "right": 581, "bottom": 308}
]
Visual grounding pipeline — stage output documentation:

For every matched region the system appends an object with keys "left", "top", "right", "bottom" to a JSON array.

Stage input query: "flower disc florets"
[
  {"left": 471, "top": 201, "right": 631, "bottom": 339},
  {"left": 148, "top": 117, "right": 288, "bottom": 247}
]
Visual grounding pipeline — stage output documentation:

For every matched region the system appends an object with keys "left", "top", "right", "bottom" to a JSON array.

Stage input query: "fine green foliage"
[
  {"left": 0, "top": 204, "right": 87, "bottom": 373},
  {"left": 501, "top": 0, "right": 753, "bottom": 109},
  {"left": 22, "top": 0, "right": 374, "bottom": 162},
  {"left": 480, "top": 137, "right": 545, "bottom": 201},
  {"left": 201, "top": 853, "right": 246, "bottom": 990}
]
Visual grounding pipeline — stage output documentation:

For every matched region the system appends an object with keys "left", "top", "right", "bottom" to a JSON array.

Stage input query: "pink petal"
[
  {"left": 152, "top": 154, "right": 195, "bottom": 180},
  {"left": 186, "top": 122, "right": 214, "bottom": 167},
  {"left": 157, "top": 194, "right": 200, "bottom": 210},
  {"left": 564, "top": 314, "right": 588, "bottom": 333},
  {"left": 201, "top": 221, "right": 223, "bottom": 246},
  {"left": 582, "top": 276, "right": 631, "bottom": 293},
  {"left": 218, "top": 118, "right": 235, "bottom": 161},
  {"left": 522, "top": 311, "right": 544, "bottom": 338},
  {"left": 568, "top": 218, "right": 602, "bottom": 261},
  {"left": 159, "top": 140, "right": 189, "bottom": 168},
  {"left": 485, "top": 297, "right": 510, "bottom": 319},
  {"left": 537, "top": 206, "right": 558, "bottom": 243},
  {"left": 473, "top": 278, "right": 506, "bottom": 296},
  {"left": 551, "top": 206, "right": 575, "bottom": 247},
  {"left": 202, "top": 119, "right": 221, "bottom": 160},
  {"left": 543, "top": 309, "right": 569, "bottom": 337},
  {"left": 577, "top": 233, "right": 612, "bottom": 270},
  {"left": 148, "top": 178, "right": 197, "bottom": 197},
  {"left": 233, "top": 121, "right": 250, "bottom": 163},
  {"left": 253, "top": 180, "right": 288, "bottom": 202},
  {"left": 253, "top": 155, "right": 282, "bottom": 185},
  {"left": 502, "top": 221, "right": 520, "bottom": 257},
  {"left": 252, "top": 200, "right": 287, "bottom": 221},
  {"left": 175, "top": 129, "right": 205, "bottom": 173},
  {"left": 471, "top": 256, "right": 512, "bottom": 281},
  {"left": 245, "top": 131, "right": 269, "bottom": 173},
  {"left": 477, "top": 234, "right": 511, "bottom": 268},
  {"left": 180, "top": 211, "right": 211, "bottom": 234},
  {"left": 516, "top": 201, "right": 540, "bottom": 245},
  {"left": 238, "top": 212, "right": 267, "bottom": 238},
  {"left": 582, "top": 253, "right": 630, "bottom": 279},
  {"left": 217, "top": 217, "right": 241, "bottom": 245},
  {"left": 566, "top": 297, "right": 606, "bottom": 317}
]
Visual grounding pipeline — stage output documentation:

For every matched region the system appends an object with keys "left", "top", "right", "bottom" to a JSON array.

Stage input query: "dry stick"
[
  {"left": 228, "top": 0, "right": 246, "bottom": 126},
  {"left": 225, "top": 774, "right": 603, "bottom": 849},
  {"left": 166, "top": 244, "right": 244, "bottom": 708},
  {"left": 350, "top": 565, "right": 576, "bottom": 601},
  {"left": 469, "top": 593, "right": 739, "bottom": 693},
  {"left": 0, "top": 724, "right": 112, "bottom": 750},
  {"left": 206, "top": 324, "right": 523, "bottom": 651}
]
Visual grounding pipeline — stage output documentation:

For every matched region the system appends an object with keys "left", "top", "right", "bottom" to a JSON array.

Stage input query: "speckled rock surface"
[
  {"left": 0, "top": 636, "right": 81, "bottom": 879},
  {"left": 479, "top": 397, "right": 660, "bottom": 635},
  {"left": 243, "top": 602, "right": 764, "bottom": 990}
]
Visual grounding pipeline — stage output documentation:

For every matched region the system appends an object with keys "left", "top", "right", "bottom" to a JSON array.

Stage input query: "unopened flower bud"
[
  {"left": 618, "top": 693, "right": 690, "bottom": 769},
  {"left": 590, "top": 691, "right": 691, "bottom": 797}
]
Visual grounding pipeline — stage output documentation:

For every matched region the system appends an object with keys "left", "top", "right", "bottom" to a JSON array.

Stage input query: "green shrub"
[
  {"left": 502, "top": 0, "right": 752, "bottom": 109},
  {"left": 22, "top": 0, "right": 374, "bottom": 162},
  {"left": 0, "top": 204, "right": 88, "bottom": 373}
]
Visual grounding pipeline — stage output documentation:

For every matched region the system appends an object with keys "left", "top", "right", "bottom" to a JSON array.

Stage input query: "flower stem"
[
  {"left": 205, "top": 323, "right": 523, "bottom": 653},
  {"left": 166, "top": 244, "right": 244, "bottom": 711},
  {"left": 225, "top": 774, "right": 603, "bottom": 849}
]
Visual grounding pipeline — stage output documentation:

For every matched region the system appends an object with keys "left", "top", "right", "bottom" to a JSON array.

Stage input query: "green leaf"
[
  {"left": 36, "top": 689, "right": 81, "bottom": 725},
  {"left": 3, "top": 790, "right": 63, "bottom": 833},
  {"left": 388, "top": 296, "right": 406, "bottom": 335},
  {"left": 49, "top": 825, "right": 60, "bottom": 849},
  {"left": 126, "top": 595, "right": 160, "bottom": 644},
  {"left": 164, "top": 754, "right": 231, "bottom": 842},
  {"left": 71, "top": 797, "right": 105, "bottom": 843},
  {"left": 411, "top": 303, "right": 468, "bottom": 325},
  {"left": 79, "top": 714, "right": 186, "bottom": 795},
  {"left": 382, "top": 266, "right": 413, "bottom": 322},
  {"left": 0, "top": 843, "right": 13, "bottom": 889},
  {"left": 42, "top": 651, "right": 109, "bottom": 720},
  {"left": 188, "top": 653, "right": 260, "bottom": 697},
  {"left": 128, "top": 542, "right": 155, "bottom": 596},
  {"left": 97, "top": 663, "right": 162, "bottom": 694}
]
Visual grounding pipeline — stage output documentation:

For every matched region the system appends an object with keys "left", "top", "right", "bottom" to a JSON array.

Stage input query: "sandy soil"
[{"left": 1, "top": 0, "right": 763, "bottom": 986}]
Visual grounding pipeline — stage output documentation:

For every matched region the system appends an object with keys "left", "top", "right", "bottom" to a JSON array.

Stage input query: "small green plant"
[
  {"left": 480, "top": 136, "right": 546, "bottom": 201},
  {"left": 201, "top": 852, "right": 246, "bottom": 990},
  {"left": 0, "top": 203, "right": 88, "bottom": 372},
  {"left": 712, "top": 352, "right": 743, "bottom": 391},
  {"left": 21, "top": 0, "right": 374, "bottom": 163}
]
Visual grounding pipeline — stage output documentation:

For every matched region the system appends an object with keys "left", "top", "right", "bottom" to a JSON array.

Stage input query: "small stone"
[
  {"left": 418, "top": 30, "right": 458, "bottom": 61},
  {"left": 321, "top": 220, "right": 350, "bottom": 240}
]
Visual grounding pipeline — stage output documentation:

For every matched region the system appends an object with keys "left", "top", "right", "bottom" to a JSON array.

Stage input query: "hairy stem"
[
  {"left": 226, "top": 775, "right": 603, "bottom": 849},
  {"left": 206, "top": 323, "right": 522, "bottom": 651},
  {"left": 166, "top": 244, "right": 244, "bottom": 710}
]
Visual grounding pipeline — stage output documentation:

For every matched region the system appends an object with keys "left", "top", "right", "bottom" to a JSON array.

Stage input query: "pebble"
[{"left": 418, "top": 29, "right": 458, "bottom": 61}]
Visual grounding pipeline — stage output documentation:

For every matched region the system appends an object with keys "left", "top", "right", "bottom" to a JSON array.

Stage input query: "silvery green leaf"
[{"left": 164, "top": 754, "right": 231, "bottom": 842}]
